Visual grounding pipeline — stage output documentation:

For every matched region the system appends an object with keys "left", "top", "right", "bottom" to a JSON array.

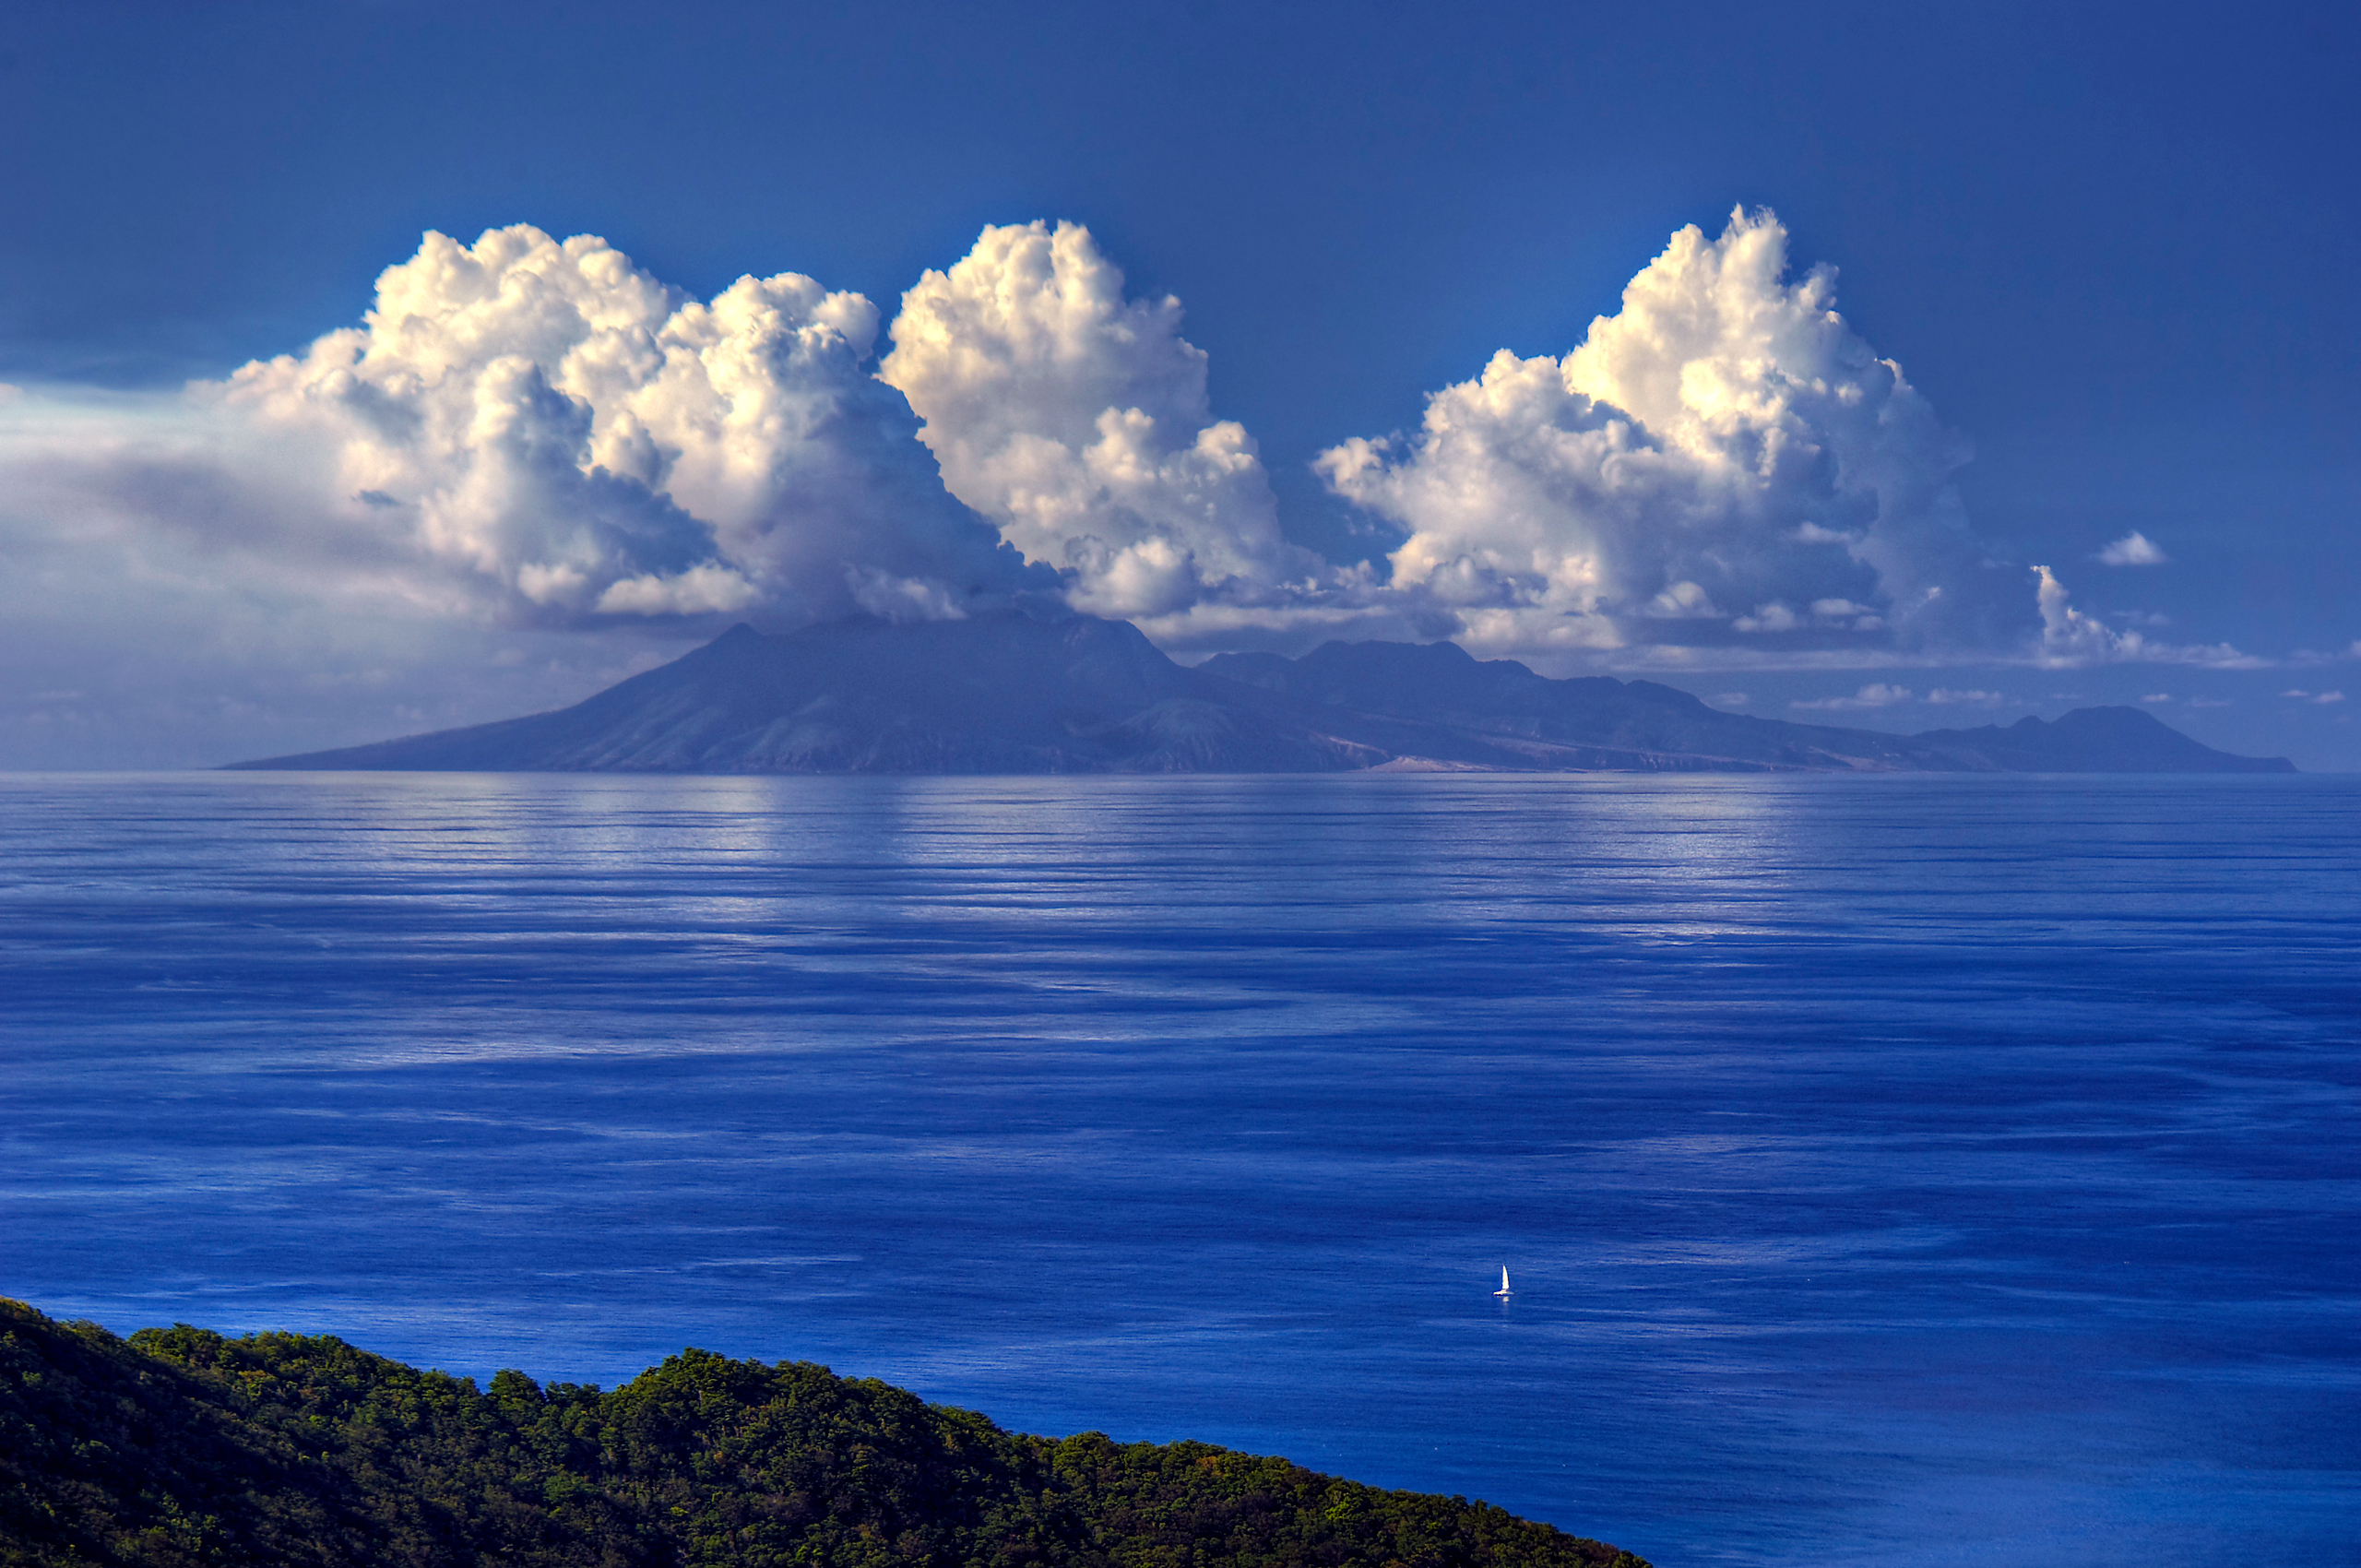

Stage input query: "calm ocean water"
[{"left": 2, "top": 772, "right": 2355, "bottom": 1566}]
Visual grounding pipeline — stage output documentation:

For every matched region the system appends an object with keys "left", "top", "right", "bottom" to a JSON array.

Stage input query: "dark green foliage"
[{"left": 0, "top": 1300, "right": 1647, "bottom": 1568}]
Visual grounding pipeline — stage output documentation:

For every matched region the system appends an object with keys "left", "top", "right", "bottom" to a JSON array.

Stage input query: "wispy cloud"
[{"left": 1792, "top": 683, "right": 1914, "bottom": 710}]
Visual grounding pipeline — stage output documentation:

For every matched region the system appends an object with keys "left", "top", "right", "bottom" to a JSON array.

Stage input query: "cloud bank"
[{"left": 0, "top": 208, "right": 2285, "bottom": 763}]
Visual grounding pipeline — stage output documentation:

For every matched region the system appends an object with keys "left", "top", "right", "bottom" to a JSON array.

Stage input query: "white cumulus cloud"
[
  {"left": 2034, "top": 564, "right": 2261, "bottom": 668},
  {"left": 1312, "top": 208, "right": 2260, "bottom": 672},
  {"left": 879, "top": 221, "right": 1343, "bottom": 640},
  {"left": 189, "top": 224, "right": 1039, "bottom": 627},
  {"left": 2097, "top": 530, "right": 2169, "bottom": 566},
  {"left": 1315, "top": 208, "right": 2037, "bottom": 662}
]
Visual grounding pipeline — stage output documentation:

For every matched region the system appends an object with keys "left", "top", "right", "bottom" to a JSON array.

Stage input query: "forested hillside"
[{"left": 0, "top": 1301, "right": 1646, "bottom": 1568}]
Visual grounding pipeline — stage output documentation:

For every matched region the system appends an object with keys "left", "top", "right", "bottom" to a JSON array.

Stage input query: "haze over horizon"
[{"left": 2, "top": 2, "right": 2354, "bottom": 769}]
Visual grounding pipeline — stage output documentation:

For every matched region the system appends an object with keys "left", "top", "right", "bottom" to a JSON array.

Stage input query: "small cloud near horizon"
[{"left": 1793, "top": 683, "right": 1913, "bottom": 710}]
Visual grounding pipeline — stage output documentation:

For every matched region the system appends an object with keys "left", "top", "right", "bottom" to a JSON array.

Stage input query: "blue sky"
[{"left": 2, "top": 0, "right": 2355, "bottom": 767}]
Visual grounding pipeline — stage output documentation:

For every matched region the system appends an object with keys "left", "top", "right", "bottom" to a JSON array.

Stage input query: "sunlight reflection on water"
[{"left": 2, "top": 771, "right": 2355, "bottom": 1567}]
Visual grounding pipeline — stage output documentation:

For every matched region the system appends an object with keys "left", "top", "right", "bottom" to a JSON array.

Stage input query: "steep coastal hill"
[
  {"left": 0, "top": 1300, "right": 1647, "bottom": 1568},
  {"left": 230, "top": 612, "right": 2294, "bottom": 775}
]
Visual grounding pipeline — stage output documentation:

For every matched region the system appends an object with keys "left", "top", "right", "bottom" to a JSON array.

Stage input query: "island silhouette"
[{"left": 231, "top": 612, "right": 2294, "bottom": 776}]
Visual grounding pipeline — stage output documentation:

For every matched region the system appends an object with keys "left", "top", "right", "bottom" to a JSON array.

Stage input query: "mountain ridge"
[{"left": 228, "top": 612, "right": 2295, "bottom": 775}]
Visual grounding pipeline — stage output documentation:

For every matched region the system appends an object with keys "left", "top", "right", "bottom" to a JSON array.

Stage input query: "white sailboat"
[{"left": 1494, "top": 1265, "right": 1513, "bottom": 1299}]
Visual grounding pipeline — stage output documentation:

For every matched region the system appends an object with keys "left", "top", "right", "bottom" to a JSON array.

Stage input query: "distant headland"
[
  {"left": 229, "top": 612, "right": 2295, "bottom": 776},
  {"left": 0, "top": 1299, "right": 1648, "bottom": 1568}
]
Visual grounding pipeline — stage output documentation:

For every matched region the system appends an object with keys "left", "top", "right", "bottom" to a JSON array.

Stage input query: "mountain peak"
[{"left": 228, "top": 618, "right": 2296, "bottom": 776}]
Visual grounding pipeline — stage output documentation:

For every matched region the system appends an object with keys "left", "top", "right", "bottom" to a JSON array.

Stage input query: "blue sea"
[{"left": 3, "top": 772, "right": 2355, "bottom": 1566}]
